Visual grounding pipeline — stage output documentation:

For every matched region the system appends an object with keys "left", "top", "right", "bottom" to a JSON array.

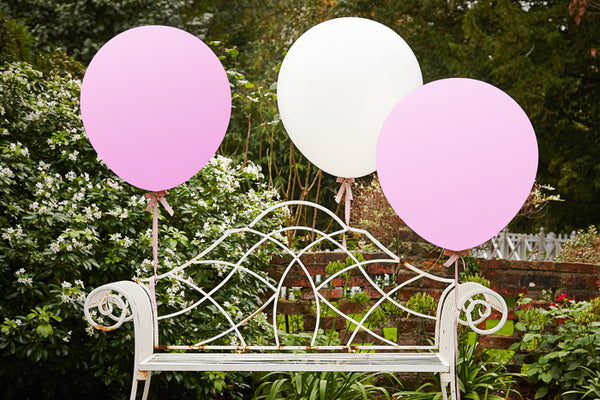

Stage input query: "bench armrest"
[
  {"left": 454, "top": 282, "right": 508, "bottom": 335},
  {"left": 438, "top": 282, "right": 508, "bottom": 377},
  {"left": 84, "top": 280, "right": 156, "bottom": 377}
]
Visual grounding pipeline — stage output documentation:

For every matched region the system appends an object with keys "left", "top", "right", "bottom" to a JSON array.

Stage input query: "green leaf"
[
  {"left": 35, "top": 323, "right": 53, "bottom": 337},
  {"left": 567, "top": 361, "right": 581, "bottom": 370},
  {"left": 514, "top": 322, "right": 527, "bottom": 331},
  {"left": 550, "top": 366, "right": 562, "bottom": 380},
  {"left": 540, "top": 372, "right": 553, "bottom": 384},
  {"left": 319, "top": 379, "right": 327, "bottom": 400},
  {"left": 535, "top": 386, "right": 549, "bottom": 399},
  {"left": 295, "top": 374, "right": 302, "bottom": 395}
]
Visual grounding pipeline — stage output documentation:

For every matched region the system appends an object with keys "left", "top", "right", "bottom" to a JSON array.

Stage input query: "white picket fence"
[{"left": 473, "top": 228, "right": 577, "bottom": 261}]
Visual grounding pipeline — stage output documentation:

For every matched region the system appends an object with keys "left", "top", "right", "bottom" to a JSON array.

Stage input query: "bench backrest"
[{"left": 142, "top": 200, "right": 455, "bottom": 352}]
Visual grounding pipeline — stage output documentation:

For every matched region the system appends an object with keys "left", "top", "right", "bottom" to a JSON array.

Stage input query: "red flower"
[
  {"left": 550, "top": 302, "right": 558, "bottom": 307},
  {"left": 557, "top": 293, "right": 567, "bottom": 302}
]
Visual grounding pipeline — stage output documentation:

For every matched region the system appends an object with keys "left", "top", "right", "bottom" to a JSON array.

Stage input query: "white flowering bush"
[{"left": 0, "top": 62, "right": 284, "bottom": 399}]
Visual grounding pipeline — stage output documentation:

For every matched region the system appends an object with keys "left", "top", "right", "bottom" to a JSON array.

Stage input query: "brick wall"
[
  {"left": 270, "top": 252, "right": 600, "bottom": 300},
  {"left": 478, "top": 258, "right": 600, "bottom": 300},
  {"left": 268, "top": 252, "right": 600, "bottom": 349}
]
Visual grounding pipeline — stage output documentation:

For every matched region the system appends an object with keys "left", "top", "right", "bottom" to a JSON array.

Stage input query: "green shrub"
[
  {"left": 555, "top": 225, "right": 600, "bottom": 264},
  {"left": 511, "top": 295, "right": 600, "bottom": 399},
  {"left": 405, "top": 292, "right": 436, "bottom": 317},
  {"left": 0, "top": 61, "right": 284, "bottom": 399},
  {"left": 253, "top": 370, "right": 394, "bottom": 400},
  {"left": 564, "top": 367, "right": 600, "bottom": 400},
  {"left": 395, "top": 342, "right": 521, "bottom": 400}
]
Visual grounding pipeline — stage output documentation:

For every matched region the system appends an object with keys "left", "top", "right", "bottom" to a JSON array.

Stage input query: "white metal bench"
[{"left": 84, "top": 200, "right": 508, "bottom": 400}]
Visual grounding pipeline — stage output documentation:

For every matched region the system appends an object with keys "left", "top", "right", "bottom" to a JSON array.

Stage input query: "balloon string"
[
  {"left": 443, "top": 249, "right": 468, "bottom": 400},
  {"left": 144, "top": 190, "right": 174, "bottom": 314},
  {"left": 335, "top": 177, "right": 354, "bottom": 248}
]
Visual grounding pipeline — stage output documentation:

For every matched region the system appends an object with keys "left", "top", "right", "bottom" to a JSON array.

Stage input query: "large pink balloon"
[
  {"left": 80, "top": 26, "right": 231, "bottom": 191},
  {"left": 376, "top": 78, "right": 538, "bottom": 251}
]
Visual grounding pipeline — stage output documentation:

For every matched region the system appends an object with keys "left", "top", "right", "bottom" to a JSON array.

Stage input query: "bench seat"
[{"left": 139, "top": 352, "right": 450, "bottom": 372}]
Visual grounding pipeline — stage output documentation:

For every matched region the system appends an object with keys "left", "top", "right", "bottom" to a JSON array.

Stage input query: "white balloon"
[{"left": 277, "top": 17, "right": 422, "bottom": 178}]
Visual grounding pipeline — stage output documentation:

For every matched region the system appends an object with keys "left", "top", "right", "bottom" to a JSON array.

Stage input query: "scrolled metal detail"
[
  {"left": 84, "top": 286, "right": 133, "bottom": 331},
  {"left": 457, "top": 287, "right": 508, "bottom": 335}
]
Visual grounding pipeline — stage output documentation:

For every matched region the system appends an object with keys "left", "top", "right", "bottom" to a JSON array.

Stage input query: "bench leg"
[
  {"left": 449, "top": 377, "right": 457, "bottom": 400},
  {"left": 440, "top": 372, "right": 456, "bottom": 400},
  {"left": 130, "top": 378, "right": 139, "bottom": 400},
  {"left": 441, "top": 379, "right": 449, "bottom": 400},
  {"left": 130, "top": 371, "right": 152, "bottom": 400},
  {"left": 141, "top": 372, "right": 152, "bottom": 400}
]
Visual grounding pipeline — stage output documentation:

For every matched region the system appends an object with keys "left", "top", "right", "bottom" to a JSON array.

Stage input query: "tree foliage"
[
  {"left": 0, "top": 61, "right": 284, "bottom": 399},
  {"left": 7, "top": 0, "right": 598, "bottom": 231},
  {"left": 327, "top": 0, "right": 600, "bottom": 231}
]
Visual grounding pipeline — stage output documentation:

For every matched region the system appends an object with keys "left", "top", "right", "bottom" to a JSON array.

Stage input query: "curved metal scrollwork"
[
  {"left": 457, "top": 284, "right": 508, "bottom": 335},
  {"left": 84, "top": 285, "right": 133, "bottom": 331}
]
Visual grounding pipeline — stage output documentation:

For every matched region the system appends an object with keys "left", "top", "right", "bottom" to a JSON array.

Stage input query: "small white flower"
[
  {"left": 109, "top": 233, "right": 122, "bottom": 241},
  {"left": 86, "top": 326, "right": 94, "bottom": 336},
  {"left": 12, "top": 225, "right": 23, "bottom": 239},
  {"left": 50, "top": 242, "right": 60, "bottom": 253},
  {"left": 0, "top": 167, "right": 14, "bottom": 179},
  {"left": 17, "top": 277, "right": 33, "bottom": 285}
]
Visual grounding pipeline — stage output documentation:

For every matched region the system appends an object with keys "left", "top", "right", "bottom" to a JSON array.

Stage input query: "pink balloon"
[
  {"left": 80, "top": 26, "right": 231, "bottom": 191},
  {"left": 376, "top": 78, "right": 538, "bottom": 251}
]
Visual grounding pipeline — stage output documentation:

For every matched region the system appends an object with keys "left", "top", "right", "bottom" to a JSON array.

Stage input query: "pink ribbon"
[
  {"left": 144, "top": 190, "right": 174, "bottom": 313},
  {"left": 335, "top": 177, "right": 354, "bottom": 248},
  {"left": 443, "top": 249, "right": 469, "bottom": 400}
]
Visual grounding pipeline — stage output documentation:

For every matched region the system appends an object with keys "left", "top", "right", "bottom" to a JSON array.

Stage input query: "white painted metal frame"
[{"left": 84, "top": 200, "right": 508, "bottom": 400}]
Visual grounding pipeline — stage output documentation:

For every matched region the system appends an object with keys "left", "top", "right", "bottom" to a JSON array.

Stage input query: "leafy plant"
[
  {"left": 511, "top": 295, "right": 600, "bottom": 399},
  {"left": 555, "top": 225, "right": 600, "bottom": 264},
  {"left": 395, "top": 342, "right": 521, "bottom": 400},
  {"left": 461, "top": 273, "right": 491, "bottom": 288},
  {"left": 456, "top": 343, "right": 521, "bottom": 400},
  {"left": 252, "top": 370, "right": 394, "bottom": 400},
  {"left": 563, "top": 367, "right": 600, "bottom": 400},
  {"left": 459, "top": 255, "right": 481, "bottom": 279},
  {"left": 0, "top": 61, "right": 284, "bottom": 399},
  {"left": 406, "top": 292, "right": 436, "bottom": 317}
]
